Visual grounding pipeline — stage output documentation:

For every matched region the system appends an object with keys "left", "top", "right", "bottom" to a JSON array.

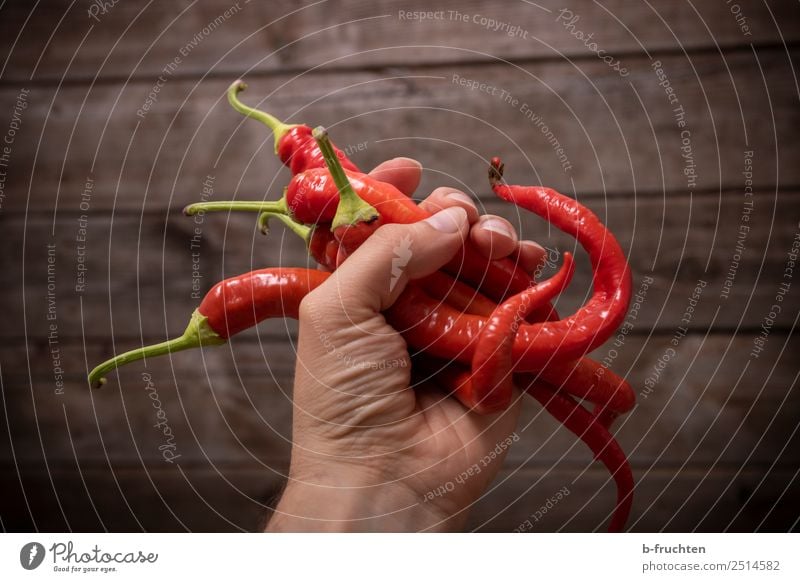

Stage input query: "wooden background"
[{"left": 1, "top": 0, "right": 799, "bottom": 532}]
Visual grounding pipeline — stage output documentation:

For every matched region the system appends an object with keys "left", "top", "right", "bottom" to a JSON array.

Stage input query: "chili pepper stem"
[
  {"left": 489, "top": 156, "right": 505, "bottom": 185},
  {"left": 227, "top": 80, "right": 299, "bottom": 153},
  {"left": 88, "top": 310, "right": 225, "bottom": 388},
  {"left": 260, "top": 211, "right": 312, "bottom": 240},
  {"left": 312, "top": 126, "right": 379, "bottom": 230},
  {"left": 183, "top": 198, "right": 288, "bottom": 217}
]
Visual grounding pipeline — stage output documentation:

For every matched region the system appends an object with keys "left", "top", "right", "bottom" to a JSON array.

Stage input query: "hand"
[{"left": 266, "top": 157, "right": 546, "bottom": 532}]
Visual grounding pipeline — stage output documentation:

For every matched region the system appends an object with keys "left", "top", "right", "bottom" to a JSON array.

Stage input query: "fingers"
[
  {"left": 369, "top": 157, "right": 422, "bottom": 197},
  {"left": 367, "top": 161, "right": 547, "bottom": 277},
  {"left": 304, "top": 206, "right": 470, "bottom": 318},
  {"left": 469, "top": 215, "right": 519, "bottom": 261},
  {"left": 418, "top": 187, "right": 480, "bottom": 223},
  {"left": 514, "top": 241, "right": 547, "bottom": 274},
  {"left": 418, "top": 188, "right": 543, "bottom": 269}
]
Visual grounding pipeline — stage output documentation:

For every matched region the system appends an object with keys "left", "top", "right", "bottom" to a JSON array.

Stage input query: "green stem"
[
  {"left": 88, "top": 311, "right": 225, "bottom": 388},
  {"left": 183, "top": 198, "right": 288, "bottom": 217},
  {"left": 259, "top": 211, "right": 312, "bottom": 241},
  {"left": 228, "top": 80, "right": 299, "bottom": 153},
  {"left": 312, "top": 126, "right": 378, "bottom": 230}
]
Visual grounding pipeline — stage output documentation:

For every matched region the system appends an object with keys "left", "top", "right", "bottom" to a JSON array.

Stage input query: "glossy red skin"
[
  {"left": 299, "top": 236, "right": 633, "bottom": 419},
  {"left": 198, "top": 268, "right": 329, "bottom": 338},
  {"left": 334, "top": 218, "right": 384, "bottom": 255},
  {"left": 191, "top": 263, "right": 633, "bottom": 423},
  {"left": 278, "top": 125, "right": 359, "bottom": 176},
  {"left": 308, "top": 225, "right": 339, "bottom": 270},
  {"left": 536, "top": 358, "right": 635, "bottom": 429},
  {"left": 482, "top": 159, "right": 632, "bottom": 367},
  {"left": 274, "top": 133, "right": 558, "bottom": 318},
  {"left": 417, "top": 361, "right": 633, "bottom": 531},
  {"left": 416, "top": 271, "right": 497, "bottom": 316},
  {"left": 521, "top": 377, "right": 634, "bottom": 532},
  {"left": 285, "top": 167, "right": 552, "bottom": 320},
  {"left": 468, "top": 252, "right": 575, "bottom": 414}
]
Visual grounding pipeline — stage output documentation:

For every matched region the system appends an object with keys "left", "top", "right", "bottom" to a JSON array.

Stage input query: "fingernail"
[
  {"left": 392, "top": 157, "right": 422, "bottom": 170},
  {"left": 481, "top": 217, "right": 515, "bottom": 240},
  {"left": 519, "top": 240, "right": 546, "bottom": 255},
  {"left": 425, "top": 206, "right": 467, "bottom": 233},
  {"left": 445, "top": 190, "right": 474, "bottom": 206}
]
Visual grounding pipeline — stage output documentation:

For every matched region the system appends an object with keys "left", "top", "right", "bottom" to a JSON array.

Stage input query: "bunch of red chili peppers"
[{"left": 89, "top": 80, "right": 635, "bottom": 532}]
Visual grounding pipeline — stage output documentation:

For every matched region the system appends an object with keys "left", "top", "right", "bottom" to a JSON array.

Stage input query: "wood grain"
[
  {"left": 1, "top": 0, "right": 797, "bottom": 534},
  {"left": 1, "top": 465, "right": 796, "bottom": 532},
  {"left": 1, "top": 50, "right": 797, "bottom": 213},
  {"left": 3, "top": 1, "right": 799, "bottom": 82}
]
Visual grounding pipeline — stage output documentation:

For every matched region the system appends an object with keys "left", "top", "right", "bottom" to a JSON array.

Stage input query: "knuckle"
[{"left": 298, "top": 286, "right": 328, "bottom": 321}]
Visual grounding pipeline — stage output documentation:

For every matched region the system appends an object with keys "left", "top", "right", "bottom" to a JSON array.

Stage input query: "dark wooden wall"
[{"left": 1, "top": 0, "right": 799, "bottom": 532}]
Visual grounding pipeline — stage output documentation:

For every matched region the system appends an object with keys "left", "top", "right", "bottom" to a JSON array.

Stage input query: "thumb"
[{"left": 311, "top": 206, "right": 469, "bottom": 315}]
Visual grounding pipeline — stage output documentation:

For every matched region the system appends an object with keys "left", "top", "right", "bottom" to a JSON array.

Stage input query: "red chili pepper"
[
  {"left": 419, "top": 360, "right": 633, "bottom": 531},
  {"left": 88, "top": 268, "right": 329, "bottom": 386},
  {"left": 184, "top": 123, "right": 554, "bottom": 319},
  {"left": 227, "top": 80, "right": 359, "bottom": 175},
  {"left": 296, "top": 128, "right": 557, "bottom": 321},
  {"left": 221, "top": 81, "right": 361, "bottom": 233},
  {"left": 248, "top": 214, "right": 634, "bottom": 421},
  {"left": 400, "top": 281, "right": 634, "bottom": 421},
  {"left": 467, "top": 252, "right": 575, "bottom": 413},
  {"left": 256, "top": 211, "right": 634, "bottom": 421},
  {"left": 521, "top": 377, "right": 634, "bottom": 532},
  {"left": 415, "top": 271, "right": 497, "bottom": 316},
  {"left": 536, "top": 358, "right": 635, "bottom": 429},
  {"left": 485, "top": 157, "right": 633, "bottom": 366}
]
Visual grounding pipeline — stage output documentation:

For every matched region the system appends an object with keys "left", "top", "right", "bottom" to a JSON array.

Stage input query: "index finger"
[{"left": 368, "top": 157, "right": 422, "bottom": 197}]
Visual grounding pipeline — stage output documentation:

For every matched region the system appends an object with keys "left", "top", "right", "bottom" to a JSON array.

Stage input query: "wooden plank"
[
  {"left": 1, "top": 50, "right": 797, "bottom": 212},
  {"left": 1, "top": 1, "right": 796, "bottom": 81},
  {"left": 2, "top": 334, "right": 798, "bottom": 465},
  {"left": 1, "top": 465, "right": 796, "bottom": 532},
  {"left": 3, "top": 191, "right": 798, "bottom": 341},
  {"left": 467, "top": 467, "right": 800, "bottom": 532},
  {"left": 0, "top": 463, "right": 283, "bottom": 532}
]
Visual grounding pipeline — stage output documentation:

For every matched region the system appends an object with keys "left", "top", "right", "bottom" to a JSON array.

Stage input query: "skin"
[{"left": 266, "top": 157, "right": 546, "bottom": 532}]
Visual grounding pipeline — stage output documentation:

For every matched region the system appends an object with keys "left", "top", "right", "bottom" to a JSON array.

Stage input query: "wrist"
[{"left": 265, "top": 457, "right": 463, "bottom": 532}]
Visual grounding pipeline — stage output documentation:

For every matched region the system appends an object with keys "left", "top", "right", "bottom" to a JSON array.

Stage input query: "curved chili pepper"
[
  {"left": 419, "top": 360, "right": 633, "bottom": 531},
  {"left": 536, "top": 358, "right": 635, "bottom": 429},
  {"left": 486, "top": 158, "right": 633, "bottom": 366},
  {"left": 238, "top": 213, "right": 633, "bottom": 420},
  {"left": 303, "top": 129, "right": 557, "bottom": 319},
  {"left": 88, "top": 268, "right": 329, "bottom": 386},
  {"left": 520, "top": 377, "right": 634, "bottom": 532},
  {"left": 227, "top": 80, "right": 359, "bottom": 175},
  {"left": 89, "top": 262, "right": 632, "bottom": 423},
  {"left": 256, "top": 212, "right": 636, "bottom": 421},
  {"left": 258, "top": 217, "right": 632, "bottom": 422},
  {"left": 467, "top": 252, "right": 575, "bottom": 413}
]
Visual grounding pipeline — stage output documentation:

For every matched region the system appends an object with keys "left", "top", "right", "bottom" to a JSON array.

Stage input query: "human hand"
[{"left": 266, "top": 157, "right": 546, "bottom": 532}]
